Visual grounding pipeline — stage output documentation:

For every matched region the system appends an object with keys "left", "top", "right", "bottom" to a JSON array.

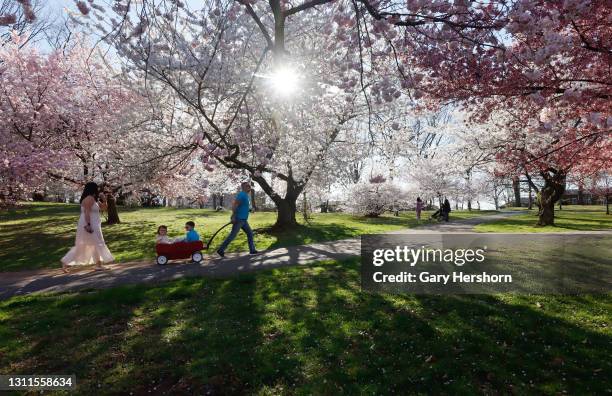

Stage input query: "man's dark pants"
[{"left": 218, "top": 219, "right": 256, "bottom": 253}]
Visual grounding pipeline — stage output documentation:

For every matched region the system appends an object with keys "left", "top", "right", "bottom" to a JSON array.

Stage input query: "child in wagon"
[
  {"left": 156, "top": 221, "right": 201, "bottom": 244},
  {"left": 156, "top": 225, "right": 172, "bottom": 244}
]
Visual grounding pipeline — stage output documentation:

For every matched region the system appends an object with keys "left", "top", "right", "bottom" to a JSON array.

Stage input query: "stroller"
[{"left": 431, "top": 203, "right": 450, "bottom": 222}]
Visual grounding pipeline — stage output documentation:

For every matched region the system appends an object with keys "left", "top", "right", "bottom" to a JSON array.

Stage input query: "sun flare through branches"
[{"left": 267, "top": 66, "right": 301, "bottom": 97}]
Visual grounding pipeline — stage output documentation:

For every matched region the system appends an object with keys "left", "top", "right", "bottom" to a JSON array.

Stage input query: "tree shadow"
[
  {"left": 480, "top": 212, "right": 612, "bottom": 232},
  {"left": 0, "top": 222, "right": 75, "bottom": 271},
  {"left": 0, "top": 203, "right": 80, "bottom": 221},
  {"left": 3, "top": 259, "right": 610, "bottom": 394}
]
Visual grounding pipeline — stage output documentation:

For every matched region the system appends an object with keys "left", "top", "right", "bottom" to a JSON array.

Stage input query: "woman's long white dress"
[{"left": 61, "top": 201, "right": 114, "bottom": 266}]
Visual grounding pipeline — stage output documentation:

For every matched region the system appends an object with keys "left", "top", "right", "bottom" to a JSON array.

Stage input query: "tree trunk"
[
  {"left": 251, "top": 188, "right": 258, "bottom": 211},
  {"left": 302, "top": 192, "right": 310, "bottom": 221},
  {"left": 528, "top": 184, "right": 533, "bottom": 210},
  {"left": 32, "top": 191, "right": 45, "bottom": 201},
  {"left": 212, "top": 194, "right": 217, "bottom": 209},
  {"left": 538, "top": 199, "right": 555, "bottom": 226},
  {"left": 467, "top": 199, "right": 472, "bottom": 211},
  {"left": 106, "top": 194, "right": 121, "bottom": 225},
  {"left": 607, "top": 194, "right": 610, "bottom": 215},
  {"left": 537, "top": 169, "right": 566, "bottom": 226},
  {"left": 512, "top": 176, "right": 521, "bottom": 207},
  {"left": 251, "top": 173, "right": 301, "bottom": 229},
  {"left": 275, "top": 198, "right": 298, "bottom": 228},
  {"left": 577, "top": 184, "right": 584, "bottom": 205}
]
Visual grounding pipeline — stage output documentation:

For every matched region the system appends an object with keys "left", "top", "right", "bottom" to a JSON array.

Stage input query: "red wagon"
[{"left": 155, "top": 241, "right": 206, "bottom": 265}]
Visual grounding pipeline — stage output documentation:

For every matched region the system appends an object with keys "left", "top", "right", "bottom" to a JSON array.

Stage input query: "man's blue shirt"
[
  {"left": 185, "top": 229, "right": 200, "bottom": 242},
  {"left": 235, "top": 191, "right": 250, "bottom": 220}
]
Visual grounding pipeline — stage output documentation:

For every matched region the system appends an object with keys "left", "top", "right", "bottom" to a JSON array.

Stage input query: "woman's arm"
[
  {"left": 98, "top": 193, "right": 108, "bottom": 211},
  {"left": 83, "top": 196, "right": 94, "bottom": 232}
]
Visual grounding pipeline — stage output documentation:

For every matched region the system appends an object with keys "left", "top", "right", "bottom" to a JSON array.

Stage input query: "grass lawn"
[
  {"left": 0, "top": 258, "right": 610, "bottom": 394},
  {"left": 1, "top": 202, "right": 495, "bottom": 272},
  {"left": 475, "top": 206, "right": 612, "bottom": 233}
]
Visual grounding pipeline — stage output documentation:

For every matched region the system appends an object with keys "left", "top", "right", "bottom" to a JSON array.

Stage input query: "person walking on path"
[
  {"left": 415, "top": 197, "right": 424, "bottom": 220},
  {"left": 217, "top": 182, "right": 258, "bottom": 257},
  {"left": 442, "top": 198, "right": 452, "bottom": 222},
  {"left": 61, "top": 182, "right": 114, "bottom": 272}
]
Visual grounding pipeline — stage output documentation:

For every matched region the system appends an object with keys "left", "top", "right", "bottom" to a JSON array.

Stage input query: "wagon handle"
[{"left": 205, "top": 222, "right": 232, "bottom": 250}]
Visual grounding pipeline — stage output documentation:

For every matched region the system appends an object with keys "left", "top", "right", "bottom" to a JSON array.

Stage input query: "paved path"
[
  {"left": 1, "top": 211, "right": 609, "bottom": 299},
  {"left": 0, "top": 238, "right": 361, "bottom": 300},
  {"left": 392, "top": 211, "right": 523, "bottom": 233}
]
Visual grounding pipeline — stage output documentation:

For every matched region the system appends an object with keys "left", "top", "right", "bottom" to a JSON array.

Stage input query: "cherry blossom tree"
[
  {"left": 63, "top": 0, "right": 610, "bottom": 226},
  {"left": 377, "top": 0, "right": 610, "bottom": 225},
  {"left": 0, "top": 34, "right": 93, "bottom": 204},
  {"left": 71, "top": 0, "right": 408, "bottom": 228},
  {"left": 345, "top": 174, "right": 406, "bottom": 217},
  {"left": 472, "top": 108, "right": 610, "bottom": 224},
  {"left": 0, "top": 35, "right": 196, "bottom": 215},
  {"left": 203, "top": 166, "right": 241, "bottom": 209},
  {"left": 592, "top": 172, "right": 611, "bottom": 215},
  {"left": 0, "top": 0, "right": 55, "bottom": 47},
  {"left": 478, "top": 167, "right": 509, "bottom": 211},
  {"left": 326, "top": 0, "right": 610, "bottom": 224}
]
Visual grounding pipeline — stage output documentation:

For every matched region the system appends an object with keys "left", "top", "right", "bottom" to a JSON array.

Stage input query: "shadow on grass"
[
  {"left": 346, "top": 215, "right": 413, "bottom": 227},
  {"left": 475, "top": 206, "right": 612, "bottom": 232},
  {"left": 0, "top": 225, "right": 75, "bottom": 272},
  {"left": 0, "top": 203, "right": 80, "bottom": 221},
  {"left": 476, "top": 211, "right": 611, "bottom": 231},
  {"left": 0, "top": 259, "right": 610, "bottom": 394},
  {"left": 261, "top": 223, "right": 361, "bottom": 250},
  {"left": 0, "top": 205, "right": 221, "bottom": 271},
  {"left": 554, "top": 219, "right": 612, "bottom": 231},
  {"left": 2, "top": 205, "right": 418, "bottom": 272}
]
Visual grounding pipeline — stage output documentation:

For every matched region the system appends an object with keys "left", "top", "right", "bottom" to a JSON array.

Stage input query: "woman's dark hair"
[
  {"left": 80, "top": 182, "right": 99, "bottom": 203},
  {"left": 157, "top": 225, "right": 168, "bottom": 235},
  {"left": 417, "top": 197, "right": 422, "bottom": 202}
]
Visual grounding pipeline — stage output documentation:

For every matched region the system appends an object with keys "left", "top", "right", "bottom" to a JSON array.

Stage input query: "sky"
[{"left": 44, "top": 0, "right": 76, "bottom": 16}]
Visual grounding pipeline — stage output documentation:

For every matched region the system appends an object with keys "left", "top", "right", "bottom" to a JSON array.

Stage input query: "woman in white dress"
[{"left": 61, "top": 182, "right": 114, "bottom": 272}]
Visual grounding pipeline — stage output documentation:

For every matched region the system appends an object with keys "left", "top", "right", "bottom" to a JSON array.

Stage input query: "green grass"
[
  {"left": 1, "top": 202, "right": 497, "bottom": 272},
  {"left": 0, "top": 258, "right": 609, "bottom": 394},
  {"left": 475, "top": 206, "right": 612, "bottom": 233}
]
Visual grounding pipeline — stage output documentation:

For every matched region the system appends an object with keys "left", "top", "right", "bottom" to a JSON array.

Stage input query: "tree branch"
[{"left": 284, "top": 0, "right": 334, "bottom": 17}]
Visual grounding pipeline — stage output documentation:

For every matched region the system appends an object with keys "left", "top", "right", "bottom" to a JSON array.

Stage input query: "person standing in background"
[
  {"left": 442, "top": 198, "right": 452, "bottom": 222},
  {"left": 415, "top": 197, "right": 424, "bottom": 221}
]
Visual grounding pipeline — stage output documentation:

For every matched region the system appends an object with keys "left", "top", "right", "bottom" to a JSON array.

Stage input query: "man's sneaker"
[
  {"left": 249, "top": 250, "right": 259, "bottom": 255},
  {"left": 216, "top": 249, "right": 225, "bottom": 258}
]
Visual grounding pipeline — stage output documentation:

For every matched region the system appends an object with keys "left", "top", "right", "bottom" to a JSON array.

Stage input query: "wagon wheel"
[{"left": 191, "top": 251, "right": 203, "bottom": 263}]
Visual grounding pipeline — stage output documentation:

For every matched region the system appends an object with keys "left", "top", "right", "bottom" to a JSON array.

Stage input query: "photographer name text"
[{"left": 371, "top": 246, "right": 512, "bottom": 284}]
